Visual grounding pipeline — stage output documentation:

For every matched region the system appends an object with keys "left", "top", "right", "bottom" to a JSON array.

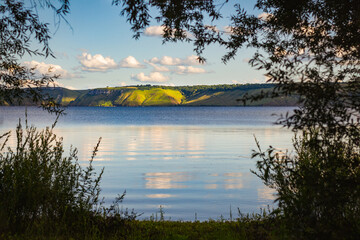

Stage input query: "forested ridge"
[{"left": 1, "top": 83, "right": 298, "bottom": 107}]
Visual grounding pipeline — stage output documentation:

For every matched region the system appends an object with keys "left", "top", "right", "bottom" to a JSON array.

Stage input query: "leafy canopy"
[
  {"left": 114, "top": 0, "right": 360, "bottom": 137},
  {"left": 0, "top": 0, "right": 70, "bottom": 113}
]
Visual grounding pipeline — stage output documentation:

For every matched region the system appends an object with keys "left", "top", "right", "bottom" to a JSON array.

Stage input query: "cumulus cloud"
[
  {"left": 131, "top": 72, "right": 170, "bottom": 83},
  {"left": 22, "top": 61, "right": 76, "bottom": 79},
  {"left": 232, "top": 79, "right": 264, "bottom": 84},
  {"left": 175, "top": 66, "right": 207, "bottom": 74},
  {"left": 149, "top": 56, "right": 180, "bottom": 66},
  {"left": 149, "top": 55, "right": 202, "bottom": 66},
  {"left": 249, "top": 78, "right": 262, "bottom": 83},
  {"left": 162, "top": 82, "right": 175, "bottom": 87},
  {"left": 64, "top": 85, "right": 77, "bottom": 90},
  {"left": 78, "top": 52, "right": 118, "bottom": 72},
  {"left": 183, "top": 55, "right": 202, "bottom": 65},
  {"left": 204, "top": 25, "right": 219, "bottom": 32},
  {"left": 223, "top": 26, "right": 233, "bottom": 35},
  {"left": 258, "top": 12, "right": 273, "bottom": 21},
  {"left": 144, "top": 60, "right": 170, "bottom": 72},
  {"left": 120, "top": 56, "right": 145, "bottom": 68},
  {"left": 144, "top": 26, "right": 165, "bottom": 36},
  {"left": 142, "top": 55, "right": 209, "bottom": 75},
  {"left": 144, "top": 25, "right": 191, "bottom": 38},
  {"left": 53, "top": 81, "right": 77, "bottom": 90},
  {"left": 120, "top": 82, "right": 127, "bottom": 86},
  {"left": 78, "top": 53, "right": 145, "bottom": 71}
]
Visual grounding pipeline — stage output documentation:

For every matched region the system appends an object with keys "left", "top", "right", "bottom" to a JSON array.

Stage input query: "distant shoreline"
[
  {"left": 1, "top": 83, "right": 299, "bottom": 107},
  {"left": 0, "top": 104, "right": 298, "bottom": 108}
]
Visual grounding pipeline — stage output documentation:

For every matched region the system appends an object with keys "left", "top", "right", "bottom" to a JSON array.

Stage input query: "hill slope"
[{"left": 2, "top": 84, "right": 299, "bottom": 107}]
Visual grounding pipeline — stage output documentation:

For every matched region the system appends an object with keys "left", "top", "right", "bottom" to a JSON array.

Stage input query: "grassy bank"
[{"left": 1, "top": 213, "right": 286, "bottom": 240}]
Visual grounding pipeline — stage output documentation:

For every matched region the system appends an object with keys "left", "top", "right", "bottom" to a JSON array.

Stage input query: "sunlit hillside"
[{"left": 19, "top": 84, "right": 298, "bottom": 107}]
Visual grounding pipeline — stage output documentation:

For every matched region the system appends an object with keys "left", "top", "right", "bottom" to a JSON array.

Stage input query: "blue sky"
[{"left": 22, "top": 0, "right": 266, "bottom": 90}]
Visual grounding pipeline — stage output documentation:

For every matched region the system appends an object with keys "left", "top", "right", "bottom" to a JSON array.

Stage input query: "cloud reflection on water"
[
  {"left": 124, "top": 126, "right": 206, "bottom": 161},
  {"left": 205, "top": 184, "right": 218, "bottom": 189},
  {"left": 257, "top": 186, "right": 276, "bottom": 200},
  {"left": 1, "top": 106, "right": 295, "bottom": 220},
  {"left": 143, "top": 171, "right": 251, "bottom": 191},
  {"left": 144, "top": 172, "right": 193, "bottom": 189},
  {"left": 146, "top": 194, "right": 175, "bottom": 199}
]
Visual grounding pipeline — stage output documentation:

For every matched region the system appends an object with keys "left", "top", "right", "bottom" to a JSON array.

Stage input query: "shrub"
[
  {"left": 0, "top": 118, "right": 106, "bottom": 236},
  {"left": 252, "top": 130, "right": 360, "bottom": 239}
]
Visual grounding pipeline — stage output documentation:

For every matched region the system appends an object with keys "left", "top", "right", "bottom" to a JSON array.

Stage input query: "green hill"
[
  {"left": 114, "top": 88, "right": 185, "bottom": 106},
  {"left": 2, "top": 84, "right": 299, "bottom": 107}
]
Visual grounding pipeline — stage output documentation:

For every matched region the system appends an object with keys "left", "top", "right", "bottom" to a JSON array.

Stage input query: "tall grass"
[{"left": 0, "top": 118, "right": 136, "bottom": 238}]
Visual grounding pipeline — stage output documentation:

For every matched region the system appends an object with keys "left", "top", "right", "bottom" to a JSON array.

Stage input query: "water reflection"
[
  {"left": 224, "top": 178, "right": 244, "bottom": 189},
  {"left": 121, "top": 126, "right": 206, "bottom": 161},
  {"left": 0, "top": 106, "right": 295, "bottom": 220},
  {"left": 223, "top": 172, "right": 249, "bottom": 189},
  {"left": 146, "top": 194, "right": 175, "bottom": 199},
  {"left": 257, "top": 186, "right": 276, "bottom": 200},
  {"left": 144, "top": 172, "right": 193, "bottom": 189},
  {"left": 143, "top": 172, "right": 252, "bottom": 191},
  {"left": 205, "top": 184, "right": 218, "bottom": 189},
  {"left": 224, "top": 172, "right": 245, "bottom": 189},
  {"left": 224, "top": 172, "right": 244, "bottom": 177},
  {"left": 203, "top": 172, "right": 250, "bottom": 190}
]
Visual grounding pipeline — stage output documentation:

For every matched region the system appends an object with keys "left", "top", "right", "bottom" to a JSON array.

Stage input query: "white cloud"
[
  {"left": 162, "top": 82, "right": 175, "bottom": 86},
  {"left": 258, "top": 12, "right": 273, "bottom": 21},
  {"left": 120, "top": 82, "right": 127, "bottom": 86},
  {"left": 248, "top": 78, "right": 262, "bottom": 83},
  {"left": 52, "top": 80, "right": 77, "bottom": 90},
  {"left": 144, "top": 60, "right": 170, "bottom": 72},
  {"left": 120, "top": 56, "right": 145, "bottom": 68},
  {"left": 232, "top": 78, "right": 264, "bottom": 84},
  {"left": 204, "top": 25, "right": 219, "bottom": 32},
  {"left": 175, "top": 66, "right": 206, "bottom": 74},
  {"left": 183, "top": 55, "right": 202, "bottom": 65},
  {"left": 223, "top": 26, "right": 233, "bottom": 34},
  {"left": 149, "top": 55, "right": 202, "bottom": 66},
  {"left": 144, "top": 25, "right": 191, "bottom": 38},
  {"left": 131, "top": 72, "right": 170, "bottom": 83},
  {"left": 143, "top": 55, "right": 207, "bottom": 75},
  {"left": 150, "top": 56, "right": 181, "bottom": 66},
  {"left": 144, "top": 26, "right": 165, "bottom": 36},
  {"left": 78, "top": 52, "right": 118, "bottom": 72},
  {"left": 64, "top": 85, "right": 77, "bottom": 90},
  {"left": 22, "top": 61, "right": 76, "bottom": 79}
]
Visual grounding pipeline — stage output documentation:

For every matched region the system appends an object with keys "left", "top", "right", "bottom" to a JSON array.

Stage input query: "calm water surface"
[{"left": 0, "top": 106, "right": 295, "bottom": 220}]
